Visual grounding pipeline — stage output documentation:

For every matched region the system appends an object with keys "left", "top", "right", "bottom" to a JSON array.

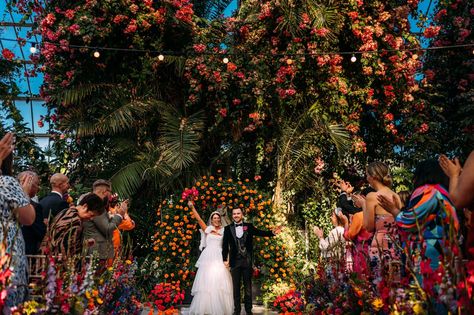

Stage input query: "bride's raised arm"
[{"left": 188, "top": 200, "right": 207, "bottom": 231}]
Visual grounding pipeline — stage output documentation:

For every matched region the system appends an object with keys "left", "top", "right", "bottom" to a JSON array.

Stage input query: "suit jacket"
[
  {"left": 21, "top": 201, "right": 46, "bottom": 255},
  {"left": 83, "top": 212, "right": 123, "bottom": 259},
  {"left": 40, "top": 192, "right": 69, "bottom": 220},
  {"left": 222, "top": 222, "right": 274, "bottom": 268},
  {"left": 337, "top": 193, "right": 360, "bottom": 216}
]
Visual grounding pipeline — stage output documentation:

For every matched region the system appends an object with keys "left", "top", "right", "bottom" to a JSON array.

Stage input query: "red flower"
[
  {"left": 227, "top": 62, "right": 237, "bottom": 72},
  {"left": 423, "top": 26, "right": 441, "bottom": 38},
  {"left": 1, "top": 49, "right": 15, "bottom": 61},
  {"left": 193, "top": 44, "right": 206, "bottom": 53},
  {"left": 219, "top": 108, "right": 227, "bottom": 118}
]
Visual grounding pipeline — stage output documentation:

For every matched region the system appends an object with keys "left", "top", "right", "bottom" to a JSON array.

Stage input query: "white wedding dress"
[{"left": 188, "top": 226, "right": 233, "bottom": 315}]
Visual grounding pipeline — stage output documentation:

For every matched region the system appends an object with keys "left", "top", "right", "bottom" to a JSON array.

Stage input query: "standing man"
[
  {"left": 83, "top": 180, "right": 126, "bottom": 263},
  {"left": 222, "top": 208, "right": 282, "bottom": 315},
  {"left": 18, "top": 171, "right": 46, "bottom": 255},
  {"left": 40, "top": 173, "right": 70, "bottom": 222}
]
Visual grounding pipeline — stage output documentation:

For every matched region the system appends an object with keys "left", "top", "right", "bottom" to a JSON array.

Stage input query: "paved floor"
[{"left": 144, "top": 304, "right": 278, "bottom": 314}]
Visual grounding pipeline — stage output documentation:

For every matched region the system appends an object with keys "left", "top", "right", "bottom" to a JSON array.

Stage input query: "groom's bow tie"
[{"left": 235, "top": 223, "right": 243, "bottom": 227}]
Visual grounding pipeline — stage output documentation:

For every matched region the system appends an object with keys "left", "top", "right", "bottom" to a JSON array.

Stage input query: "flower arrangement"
[
  {"left": 152, "top": 172, "right": 293, "bottom": 295},
  {"left": 273, "top": 289, "right": 305, "bottom": 314},
  {"left": 148, "top": 281, "right": 185, "bottom": 312},
  {"left": 181, "top": 187, "right": 199, "bottom": 201}
]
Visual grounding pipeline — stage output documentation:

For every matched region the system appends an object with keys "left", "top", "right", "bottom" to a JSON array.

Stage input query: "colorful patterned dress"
[
  {"left": 395, "top": 184, "right": 459, "bottom": 270},
  {"left": 0, "top": 176, "right": 30, "bottom": 309}
]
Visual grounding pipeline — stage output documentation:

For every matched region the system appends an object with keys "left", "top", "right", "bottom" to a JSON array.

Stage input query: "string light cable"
[{"left": 1, "top": 37, "right": 473, "bottom": 60}]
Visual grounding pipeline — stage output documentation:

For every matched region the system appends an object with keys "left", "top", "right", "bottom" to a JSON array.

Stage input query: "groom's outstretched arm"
[
  {"left": 250, "top": 224, "right": 275, "bottom": 237},
  {"left": 222, "top": 227, "right": 229, "bottom": 262}
]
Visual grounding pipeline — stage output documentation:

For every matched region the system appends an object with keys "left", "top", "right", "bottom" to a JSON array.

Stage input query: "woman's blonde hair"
[{"left": 367, "top": 162, "right": 392, "bottom": 187}]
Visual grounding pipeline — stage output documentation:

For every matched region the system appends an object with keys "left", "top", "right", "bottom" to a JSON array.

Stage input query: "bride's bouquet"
[{"left": 181, "top": 187, "right": 199, "bottom": 201}]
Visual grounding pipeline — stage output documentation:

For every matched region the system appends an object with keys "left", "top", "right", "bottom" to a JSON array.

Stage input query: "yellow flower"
[
  {"left": 125, "top": 259, "right": 132, "bottom": 265},
  {"left": 372, "top": 298, "right": 383, "bottom": 311},
  {"left": 96, "top": 298, "right": 103, "bottom": 305},
  {"left": 108, "top": 267, "right": 113, "bottom": 271},
  {"left": 85, "top": 291, "right": 91, "bottom": 299}
]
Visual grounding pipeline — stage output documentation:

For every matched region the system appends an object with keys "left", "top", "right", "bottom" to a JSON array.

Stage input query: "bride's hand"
[
  {"left": 224, "top": 261, "right": 229, "bottom": 268},
  {"left": 187, "top": 200, "right": 194, "bottom": 209}
]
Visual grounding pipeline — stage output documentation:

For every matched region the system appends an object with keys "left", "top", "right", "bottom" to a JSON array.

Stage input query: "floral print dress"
[{"left": 0, "top": 176, "right": 30, "bottom": 309}]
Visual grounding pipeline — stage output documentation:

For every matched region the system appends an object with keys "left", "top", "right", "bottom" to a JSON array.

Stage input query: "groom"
[{"left": 222, "top": 208, "right": 281, "bottom": 315}]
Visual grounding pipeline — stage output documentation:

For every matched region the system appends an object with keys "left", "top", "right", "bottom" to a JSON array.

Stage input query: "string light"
[
  {"left": 93, "top": 51, "right": 100, "bottom": 58},
  {"left": 350, "top": 54, "right": 357, "bottom": 62},
  {"left": 158, "top": 54, "right": 164, "bottom": 61},
  {"left": 29, "top": 45, "right": 37, "bottom": 54},
  {"left": 0, "top": 37, "right": 472, "bottom": 58},
  {"left": 222, "top": 57, "right": 229, "bottom": 64}
]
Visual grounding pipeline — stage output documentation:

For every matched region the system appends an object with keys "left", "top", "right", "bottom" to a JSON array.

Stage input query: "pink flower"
[
  {"left": 419, "top": 123, "right": 429, "bottom": 133},
  {"left": 129, "top": 4, "right": 139, "bottom": 14},
  {"left": 423, "top": 26, "right": 441, "bottom": 38},
  {"left": 312, "top": 27, "right": 330, "bottom": 37},
  {"left": 67, "top": 24, "right": 80, "bottom": 35},
  {"left": 424, "top": 69, "right": 435, "bottom": 81},
  {"left": 347, "top": 11, "right": 358, "bottom": 20},
  {"left": 384, "top": 113, "right": 394, "bottom": 121},
  {"left": 124, "top": 20, "right": 138, "bottom": 34},
  {"left": 254, "top": 175, "right": 261, "bottom": 181},
  {"left": 193, "top": 44, "right": 206, "bottom": 53},
  {"left": 232, "top": 98, "right": 241, "bottom": 106},
  {"left": 219, "top": 108, "right": 227, "bottom": 117},
  {"left": 113, "top": 15, "right": 128, "bottom": 24},
  {"left": 64, "top": 9, "right": 75, "bottom": 20}
]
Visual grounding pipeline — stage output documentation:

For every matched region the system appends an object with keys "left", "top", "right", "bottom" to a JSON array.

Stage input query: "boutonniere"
[{"left": 243, "top": 226, "right": 248, "bottom": 231}]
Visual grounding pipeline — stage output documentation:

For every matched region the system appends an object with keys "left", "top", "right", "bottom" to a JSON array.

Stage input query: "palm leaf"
[{"left": 327, "top": 124, "right": 351, "bottom": 157}]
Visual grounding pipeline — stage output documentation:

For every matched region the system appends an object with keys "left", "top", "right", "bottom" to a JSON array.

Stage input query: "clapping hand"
[
  {"left": 352, "top": 194, "right": 366, "bottom": 209},
  {"left": 439, "top": 154, "right": 462, "bottom": 178},
  {"left": 117, "top": 199, "right": 129, "bottom": 216},
  {"left": 20, "top": 174, "right": 34, "bottom": 197},
  {"left": 0, "top": 133, "right": 14, "bottom": 166},
  {"left": 272, "top": 226, "right": 283, "bottom": 235},
  {"left": 313, "top": 226, "right": 324, "bottom": 239},
  {"left": 377, "top": 194, "right": 399, "bottom": 216}
]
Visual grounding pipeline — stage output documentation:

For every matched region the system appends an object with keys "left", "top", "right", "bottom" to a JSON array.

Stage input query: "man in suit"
[
  {"left": 18, "top": 171, "right": 46, "bottom": 255},
  {"left": 83, "top": 179, "right": 127, "bottom": 262},
  {"left": 222, "top": 208, "right": 282, "bottom": 315},
  {"left": 40, "top": 173, "right": 70, "bottom": 223}
]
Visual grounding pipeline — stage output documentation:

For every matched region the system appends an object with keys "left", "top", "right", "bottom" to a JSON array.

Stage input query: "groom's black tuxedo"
[
  {"left": 222, "top": 222, "right": 275, "bottom": 315},
  {"left": 222, "top": 222, "right": 274, "bottom": 267}
]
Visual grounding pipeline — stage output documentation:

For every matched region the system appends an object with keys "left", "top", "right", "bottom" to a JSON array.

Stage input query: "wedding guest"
[
  {"left": 439, "top": 151, "right": 474, "bottom": 209},
  {"left": 108, "top": 194, "right": 135, "bottom": 257},
  {"left": 45, "top": 193, "right": 106, "bottom": 257},
  {"left": 314, "top": 211, "right": 346, "bottom": 261},
  {"left": 0, "top": 133, "right": 35, "bottom": 309},
  {"left": 40, "top": 173, "right": 70, "bottom": 222},
  {"left": 336, "top": 179, "right": 361, "bottom": 216},
  {"left": 440, "top": 151, "right": 474, "bottom": 259},
  {"left": 364, "top": 162, "right": 401, "bottom": 283},
  {"left": 83, "top": 180, "right": 126, "bottom": 262},
  {"left": 18, "top": 171, "right": 46, "bottom": 255},
  {"left": 380, "top": 160, "right": 459, "bottom": 270}
]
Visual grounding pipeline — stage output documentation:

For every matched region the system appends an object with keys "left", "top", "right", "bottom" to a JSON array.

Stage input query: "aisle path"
[{"left": 143, "top": 304, "right": 278, "bottom": 314}]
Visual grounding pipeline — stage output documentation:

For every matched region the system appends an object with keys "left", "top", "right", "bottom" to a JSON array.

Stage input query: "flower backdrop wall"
[{"left": 152, "top": 173, "right": 295, "bottom": 300}]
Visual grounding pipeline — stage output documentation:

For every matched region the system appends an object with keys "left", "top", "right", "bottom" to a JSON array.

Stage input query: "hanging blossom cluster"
[
  {"left": 185, "top": 0, "right": 427, "bottom": 156},
  {"left": 14, "top": 0, "right": 197, "bottom": 105}
]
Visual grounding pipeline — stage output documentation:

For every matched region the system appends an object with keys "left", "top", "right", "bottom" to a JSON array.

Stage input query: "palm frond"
[
  {"left": 111, "top": 161, "right": 149, "bottom": 198},
  {"left": 327, "top": 124, "right": 351, "bottom": 157},
  {"left": 52, "top": 83, "right": 116, "bottom": 106},
  {"left": 159, "top": 105, "right": 206, "bottom": 170}
]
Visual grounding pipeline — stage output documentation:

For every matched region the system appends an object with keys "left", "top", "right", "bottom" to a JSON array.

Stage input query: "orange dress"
[{"left": 112, "top": 215, "right": 135, "bottom": 255}]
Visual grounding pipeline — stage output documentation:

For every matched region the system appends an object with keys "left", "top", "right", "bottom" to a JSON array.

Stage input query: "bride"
[{"left": 187, "top": 200, "right": 233, "bottom": 315}]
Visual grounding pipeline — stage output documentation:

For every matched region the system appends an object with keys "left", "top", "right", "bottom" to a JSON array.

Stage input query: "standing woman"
[
  {"left": 187, "top": 201, "right": 233, "bottom": 315},
  {"left": 363, "top": 162, "right": 401, "bottom": 283},
  {"left": 0, "top": 133, "right": 35, "bottom": 310}
]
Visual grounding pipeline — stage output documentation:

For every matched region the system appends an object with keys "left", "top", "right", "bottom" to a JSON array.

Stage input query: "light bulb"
[
  {"left": 29, "top": 45, "right": 37, "bottom": 54},
  {"left": 223, "top": 57, "right": 229, "bottom": 64},
  {"left": 350, "top": 55, "right": 357, "bottom": 62},
  {"left": 158, "top": 54, "right": 165, "bottom": 61},
  {"left": 286, "top": 58, "right": 293, "bottom": 65},
  {"left": 93, "top": 51, "right": 100, "bottom": 58}
]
